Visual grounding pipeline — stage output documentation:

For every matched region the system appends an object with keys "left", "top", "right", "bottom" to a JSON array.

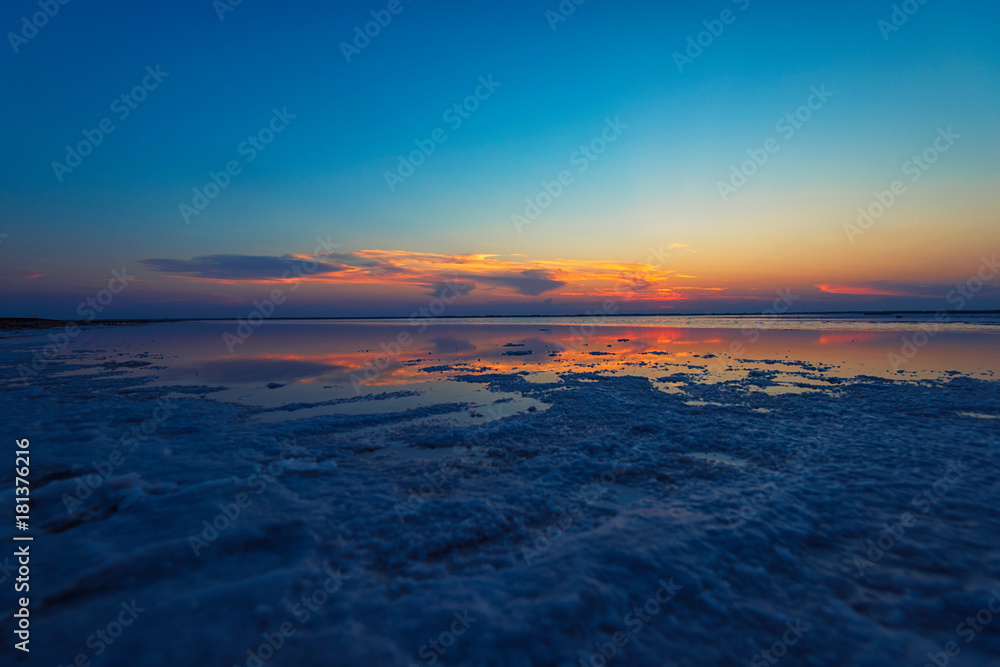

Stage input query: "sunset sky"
[{"left": 1, "top": 0, "right": 998, "bottom": 317}]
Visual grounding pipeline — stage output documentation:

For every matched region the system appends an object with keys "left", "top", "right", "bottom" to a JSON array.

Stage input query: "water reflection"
[{"left": 14, "top": 317, "right": 998, "bottom": 423}]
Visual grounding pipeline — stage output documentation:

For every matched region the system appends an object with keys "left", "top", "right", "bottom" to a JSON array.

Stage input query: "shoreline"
[{"left": 2, "top": 310, "right": 999, "bottom": 331}]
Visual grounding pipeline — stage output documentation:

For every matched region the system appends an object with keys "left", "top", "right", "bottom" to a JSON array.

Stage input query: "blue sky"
[{"left": 1, "top": 0, "right": 998, "bottom": 317}]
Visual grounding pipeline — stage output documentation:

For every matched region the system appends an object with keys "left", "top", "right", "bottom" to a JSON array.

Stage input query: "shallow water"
[{"left": 10, "top": 317, "right": 997, "bottom": 423}]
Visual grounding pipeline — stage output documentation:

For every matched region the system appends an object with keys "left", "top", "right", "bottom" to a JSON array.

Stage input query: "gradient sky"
[{"left": 1, "top": 0, "right": 998, "bottom": 317}]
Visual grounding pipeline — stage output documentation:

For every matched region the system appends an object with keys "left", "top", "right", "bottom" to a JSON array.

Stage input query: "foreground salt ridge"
[{"left": 1, "top": 335, "right": 999, "bottom": 667}]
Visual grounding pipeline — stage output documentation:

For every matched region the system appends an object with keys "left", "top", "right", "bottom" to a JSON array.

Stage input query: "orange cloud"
[
  {"left": 143, "top": 249, "right": 709, "bottom": 302},
  {"left": 814, "top": 283, "right": 912, "bottom": 297}
]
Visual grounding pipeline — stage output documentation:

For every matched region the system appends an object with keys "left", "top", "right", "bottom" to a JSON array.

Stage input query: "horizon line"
[{"left": 3, "top": 309, "right": 1000, "bottom": 325}]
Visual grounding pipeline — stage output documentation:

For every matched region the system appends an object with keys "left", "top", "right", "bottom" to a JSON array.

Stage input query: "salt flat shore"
[{"left": 1, "top": 321, "right": 998, "bottom": 666}]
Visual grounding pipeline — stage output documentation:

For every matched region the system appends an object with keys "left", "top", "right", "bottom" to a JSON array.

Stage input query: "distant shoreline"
[
  {"left": 0, "top": 318, "right": 171, "bottom": 331},
  {"left": 3, "top": 311, "right": 999, "bottom": 331}
]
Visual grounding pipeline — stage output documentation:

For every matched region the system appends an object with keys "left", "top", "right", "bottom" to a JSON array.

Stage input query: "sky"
[{"left": 1, "top": 0, "right": 998, "bottom": 318}]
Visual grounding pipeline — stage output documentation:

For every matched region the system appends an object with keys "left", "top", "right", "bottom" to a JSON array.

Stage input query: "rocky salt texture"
[{"left": 1, "top": 335, "right": 999, "bottom": 666}]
